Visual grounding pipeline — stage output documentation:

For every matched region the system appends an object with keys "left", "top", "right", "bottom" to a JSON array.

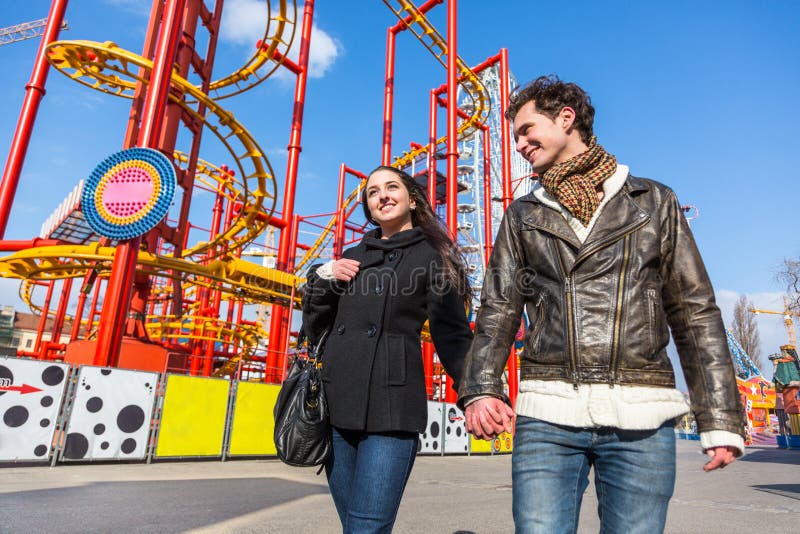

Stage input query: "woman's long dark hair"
[{"left": 361, "top": 165, "right": 473, "bottom": 305}]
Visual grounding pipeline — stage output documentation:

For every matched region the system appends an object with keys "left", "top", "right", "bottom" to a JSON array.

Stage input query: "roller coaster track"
[
  {"left": 209, "top": 1, "right": 297, "bottom": 99},
  {"left": 144, "top": 314, "right": 267, "bottom": 377},
  {"left": 293, "top": 181, "right": 364, "bottom": 273},
  {"left": 45, "top": 40, "right": 277, "bottom": 259},
  {"left": 382, "top": 0, "right": 490, "bottom": 167},
  {"left": 0, "top": 244, "right": 303, "bottom": 306},
  {"left": 294, "top": 0, "right": 491, "bottom": 272}
]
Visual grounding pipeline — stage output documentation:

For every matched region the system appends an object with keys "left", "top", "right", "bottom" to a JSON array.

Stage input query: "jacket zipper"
[
  {"left": 531, "top": 292, "right": 547, "bottom": 353},
  {"left": 573, "top": 213, "right": 648, "bottom": 265},
  {"left": 553, "top": 242, "right": 579, "bottom": 389},
  {"left": 608, "top": 234, "right": 631, "bottom": 387}
]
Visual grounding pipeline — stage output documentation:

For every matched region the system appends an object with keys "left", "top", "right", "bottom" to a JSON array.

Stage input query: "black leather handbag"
[{"left": 273, "top": 329, "right": 331, "bottom": 467}]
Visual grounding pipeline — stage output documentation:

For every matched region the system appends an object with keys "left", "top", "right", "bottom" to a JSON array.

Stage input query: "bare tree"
[
  {"left": 731, "top": 294, "right": 764, "bottom": 374},
  {"left": 778, "top": 257, "right": 800, "bottom": 313}
]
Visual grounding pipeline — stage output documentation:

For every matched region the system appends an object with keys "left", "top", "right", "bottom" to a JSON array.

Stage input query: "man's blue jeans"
[
  {"left": 512, "top": 416, "right": 676, "bottom": 534},
  {"left": 325, "top": 427, "right": 419, "bottom": 533}
]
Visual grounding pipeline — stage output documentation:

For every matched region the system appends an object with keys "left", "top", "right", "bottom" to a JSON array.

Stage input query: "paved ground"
[{"left": 2, "top": 440, "right": 799, "bottom": 533}]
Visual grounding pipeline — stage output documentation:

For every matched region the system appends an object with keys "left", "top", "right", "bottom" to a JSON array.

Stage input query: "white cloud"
[
  {"left": 220, "top": 0, "right": 268, "bottom": 47},
  {"left": 220, "top": 0, "right": 341, "bottom": 80}
]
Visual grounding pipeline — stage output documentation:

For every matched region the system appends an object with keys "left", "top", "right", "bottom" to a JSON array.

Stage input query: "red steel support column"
[
  {"left": 334, "top": 163, "right": 347, "bottom": 259},
  {"left": 445, "top": 0, "right": 459, "bottom": 234},
  {"left": 200, "top": 180, "right": 226, "bottom": 377},
  {"left": 499, "top": 48, "right": 513, "bottom": 210},
  {"left": 0, "top": 0, "right": 69, "bottom": 238},
  {"left": 482, "top": 127, "right": 493, "bottom": 263},
  {"left": 269, "top": 0, "right": 315, "bottom": 372},
  {"left": 272, "top": 214, "right": 302, "bottom": 381},
  {"left": 423, "top": 342, "right": 434, "bottom": 398},
  {"left": 498, "top": 48, "right": 518, "bottom": 406},
  {"left": 427, "top": 89, "right": 438, "bottom": 206},
  {"left": 34, "top": 281, "right": 55, "bottom": 359},
  {"left": 94, "top": 0, "right": 187, "bottom": 367},
  {"left": 442, "top": 0, "right": 459, "bottom": 405},
  {"left": 70, "top": 285, "right": 89, "bottom": 341},
  {"left": 85, "top": 279, "right": 102, "bottom": 338},
  {"left": 381, "top": 27, "right": 397, "bottom": 165},
  {"left": 382, "top": 0, "right": 443, "bottom": 166},
  {"left": 49, "top": 278, "right": 72, "bottom": 347}
]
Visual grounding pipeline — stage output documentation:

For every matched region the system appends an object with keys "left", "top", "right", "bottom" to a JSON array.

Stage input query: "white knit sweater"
[{"left": 514, "top": 164, "right": 744, "bottom": 455}]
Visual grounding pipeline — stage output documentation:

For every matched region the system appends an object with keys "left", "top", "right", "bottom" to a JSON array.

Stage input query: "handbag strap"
[{"left": 296, "top": 327, "right": 331, "bottom": 364}]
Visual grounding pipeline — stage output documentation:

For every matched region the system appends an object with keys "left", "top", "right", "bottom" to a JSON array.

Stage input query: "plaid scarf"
[{"left": 539, "top": 137, "right": 617, "bottom": 226}]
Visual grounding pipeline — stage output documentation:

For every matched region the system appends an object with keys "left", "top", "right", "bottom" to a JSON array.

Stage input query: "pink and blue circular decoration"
[{"left": 81, "top": 148, "right": 176, "bottom": 240}]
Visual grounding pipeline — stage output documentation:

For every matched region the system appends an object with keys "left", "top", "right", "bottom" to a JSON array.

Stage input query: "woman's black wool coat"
[{"left": 302, "top": 227, "right": 472, "bottom": 434}]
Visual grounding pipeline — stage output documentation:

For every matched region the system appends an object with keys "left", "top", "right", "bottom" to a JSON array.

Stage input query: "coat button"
[
  {"left": 337, "top": 324, "right": 345, "bottom": 335},
  {"left": 367, "top": 324, "right": 377, "bottom": 337},
  {"left": 375, "top": 283, "right": 384, "bottom": 295},
  {"left": 387, "top": 251, "right": 398, "bottom": 261}
]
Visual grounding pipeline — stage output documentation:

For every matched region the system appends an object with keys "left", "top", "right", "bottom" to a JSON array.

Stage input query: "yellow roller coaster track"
[
  {"left": 45, "top": 40, "right": 276, "bottom": 259},
  {"left": 144, "top": 314, "right": 268, "bottom": 377},
  {"left": 0, "top": 244, "right": 303, "bottom": 307},
  {"left": 383, "top": 0, "right": 491, "bottom": 168},
  {"left": 209, "top": 1, "right": 297, "bottom": 99},
  {"left": 295, "top": 0, "right": 491, "bottom": 272}
]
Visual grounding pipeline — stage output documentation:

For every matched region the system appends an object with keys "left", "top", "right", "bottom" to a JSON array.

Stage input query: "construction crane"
[
  {"left": 750, "top": 296, "right": 800, "bottom": 349},
  {"left": 0, "top": 18, "right": 68, "bottom": 47}
]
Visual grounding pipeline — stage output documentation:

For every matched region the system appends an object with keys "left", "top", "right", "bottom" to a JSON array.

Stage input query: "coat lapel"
[
  {"left": 519, "top": 197, "right": 582, "bottom": 250},
  {"left": 574, "top": 182, "right": 651, "bottom": 266}
]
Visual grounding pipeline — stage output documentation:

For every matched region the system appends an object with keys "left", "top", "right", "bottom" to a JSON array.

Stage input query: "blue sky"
[{"left": 1, "top": 1, "right": 798, "bottom": 388}]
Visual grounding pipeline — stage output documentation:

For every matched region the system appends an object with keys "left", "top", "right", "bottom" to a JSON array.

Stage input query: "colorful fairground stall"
[
  {"left": 736, "top": 375, "right": 776, "bottom": 435},
  {"left": 772, "top": 345, "right": 800, "bottom": 449}
]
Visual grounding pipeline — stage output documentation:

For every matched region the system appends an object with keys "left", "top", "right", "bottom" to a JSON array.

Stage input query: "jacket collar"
[
  {"left": 348, "top": 227, "right": 426, "bottom": 269},
  {"left": 362, "top": 227, "right": 426, "bottom": 250},
  {"left": 518, "top": 173, "right": 651, "bottom": 252}
]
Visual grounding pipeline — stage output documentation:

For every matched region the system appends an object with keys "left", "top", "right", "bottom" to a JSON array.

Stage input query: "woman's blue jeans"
[
  {"left": 512, "top": 416, "right": 676, "bottom": 534},
  {"left": 325, "top": 426, "right": 419, "bottom": 533}
]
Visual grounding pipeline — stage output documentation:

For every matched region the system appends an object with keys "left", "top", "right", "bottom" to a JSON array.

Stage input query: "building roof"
[{"left": 13, "top": 311, "right": 74, "bottom": 334}]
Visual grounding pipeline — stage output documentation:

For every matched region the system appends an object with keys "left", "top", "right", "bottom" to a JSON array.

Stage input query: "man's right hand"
[
  {"left": 331, "top": 258, "right": 360, "bottom": 282},
  {"left": 465, "top": 397, "right": 515, "bottom": 441}
]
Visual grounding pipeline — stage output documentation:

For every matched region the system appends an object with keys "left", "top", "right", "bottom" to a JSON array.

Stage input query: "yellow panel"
[
  {"left": 470, "top": 435, "right": 493, "bottom": 454},
  {"left": 155, "top": 375, "right": 230, "bottom": 457},
  {"left": 492, "top": 431, "right": 514, "bottom": 454},
  {"left": 228, "top": 382, "right": 281, "bottom": 456}
]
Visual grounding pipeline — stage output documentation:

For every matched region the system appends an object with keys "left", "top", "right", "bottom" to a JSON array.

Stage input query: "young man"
[{"left": 458, "top": 75, "right": 744, "bottom": 533}]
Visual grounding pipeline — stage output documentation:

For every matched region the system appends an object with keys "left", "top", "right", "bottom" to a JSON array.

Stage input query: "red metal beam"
[
  {"left": 443, "top": 0, "right": 459, "bottom": 405},
  {"left": 382, "top": 0, "right": 444, "bottom": 165},
  {"left": 0, "top": 239, "right": 61, "bottom": 251},
  {"left": 482, "top": 126, "right": 493, "bottom": 263},
  {"left": 0, "top": 0, "right": 69, "bottom": 238},
  {"left": 268, "top": 0, "right": 315, "bottom": 379},
  {"left": 499, "top": 48, "right": 513, "bottom": 210},
  {"left": 94, "top": 0, "right": 187, "bottom": 367},
  {"left": 427, "top": 89, "right": 438, "bottom": 206},
  {"left": 334, "top": 163, "right": 346, "bottom": 258}
]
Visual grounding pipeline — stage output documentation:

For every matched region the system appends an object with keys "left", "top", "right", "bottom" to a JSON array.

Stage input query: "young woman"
[{"left": 302, "top": 165, "right": 473, "bottom": 533}]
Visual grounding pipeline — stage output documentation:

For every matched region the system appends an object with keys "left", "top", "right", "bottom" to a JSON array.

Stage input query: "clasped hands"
[{"left": 464, "top": 396, "right": 515, "bottom": 441}]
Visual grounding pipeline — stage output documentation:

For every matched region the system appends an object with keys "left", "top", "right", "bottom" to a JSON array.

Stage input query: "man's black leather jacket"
[{"left": 458, "top": 176, "right": 744, "bottom": 436}]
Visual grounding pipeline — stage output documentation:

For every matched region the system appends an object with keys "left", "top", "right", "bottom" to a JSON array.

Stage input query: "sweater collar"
[
  {"left": 532, "top": 164, "right": 629, "bottom": 243},
  {"left": 362, "top": 227, "right": 426, "bottom": 250}
]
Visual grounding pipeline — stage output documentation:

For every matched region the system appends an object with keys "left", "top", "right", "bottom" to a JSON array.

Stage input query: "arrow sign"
[{"left": 0, "top": 384, "right": 42, "bottom": 394}]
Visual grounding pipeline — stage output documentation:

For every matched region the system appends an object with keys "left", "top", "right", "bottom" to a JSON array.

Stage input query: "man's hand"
[
  {"left": 702, "top": 446, "right": 737, "bottom": 471},
  {"left": 465, "top": 397, "right": 514, "bottom": 441},
  {"left": 331, "top": 259, "right": 360, "bottom": 282}
]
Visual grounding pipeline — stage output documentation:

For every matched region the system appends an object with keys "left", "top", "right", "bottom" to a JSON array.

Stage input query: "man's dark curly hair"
[{"left": 504, "top": 75, "right": 595, "bottom": 144}]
